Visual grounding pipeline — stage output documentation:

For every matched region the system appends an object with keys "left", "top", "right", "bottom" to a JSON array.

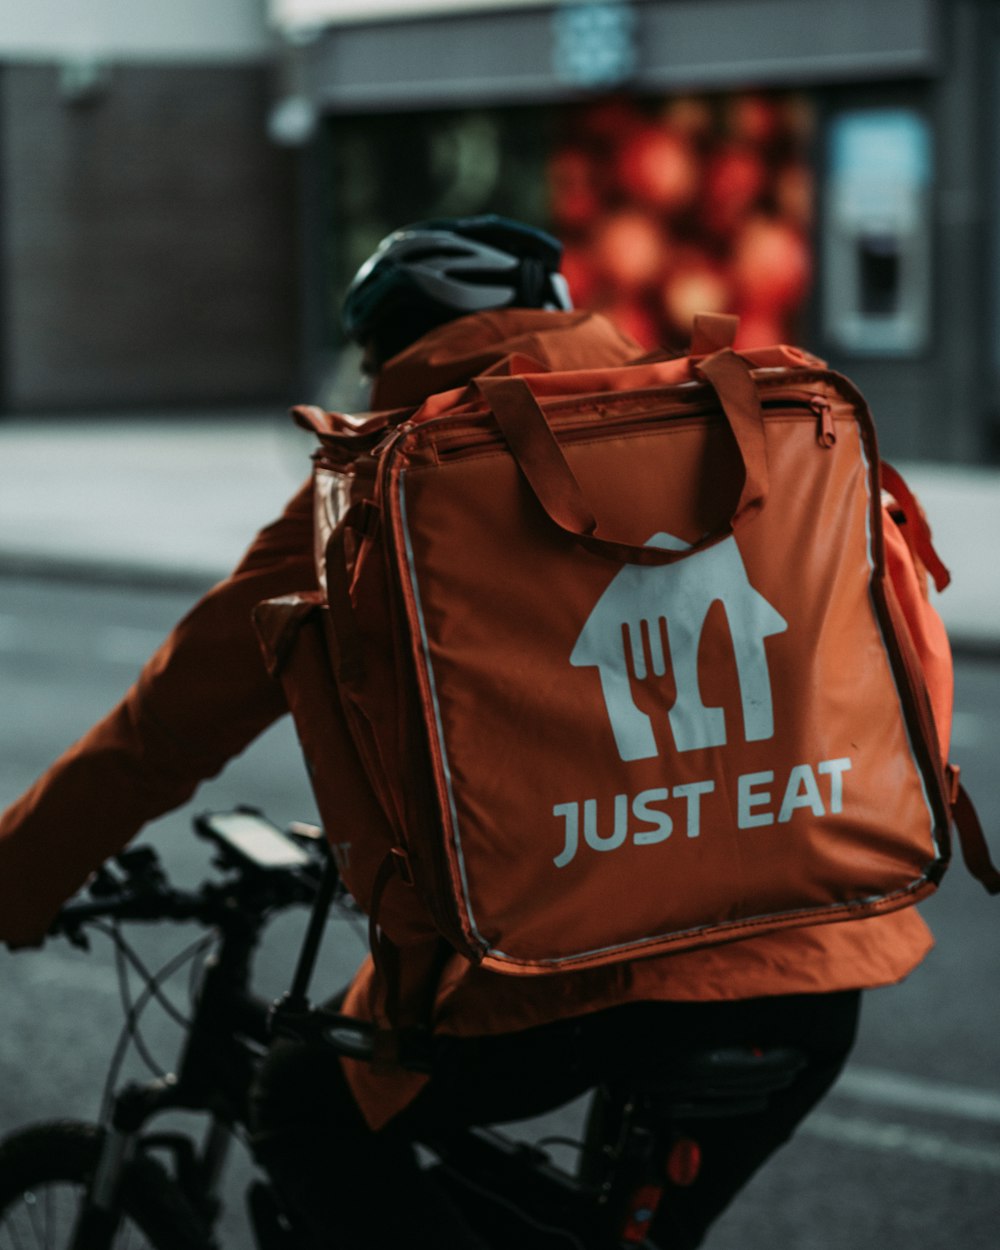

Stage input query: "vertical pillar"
[{"left": 932, "top": 0, "right": 993, "bottom": 461}]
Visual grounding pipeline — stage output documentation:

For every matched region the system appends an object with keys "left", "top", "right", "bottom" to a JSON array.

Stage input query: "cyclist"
[{"left": 0, "top": 216, "right": 942, "bottom": 1249}]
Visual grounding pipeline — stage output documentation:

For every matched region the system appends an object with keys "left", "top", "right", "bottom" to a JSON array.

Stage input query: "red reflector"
[
  {"left": 666, "top": 1136, "right": 702, "bottom": 1187},
  {"left": 620, "top": 1183, "right": 663, "bottom": 1243}
]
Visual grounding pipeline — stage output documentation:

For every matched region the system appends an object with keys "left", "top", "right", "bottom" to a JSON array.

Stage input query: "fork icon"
[{"left": 571, "top": 533, "right": 787, "bottom": 760}]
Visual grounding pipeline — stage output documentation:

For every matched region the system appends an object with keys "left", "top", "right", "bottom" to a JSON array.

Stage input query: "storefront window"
[
  {"left": 547, "top": 91, "right": 815, "bottom": 350},
  {"left": 324, "top": 88, "right": 816, "bottom": 358},
  {"left": 325, "top": 106, "right": 550, "bottom": 334}
]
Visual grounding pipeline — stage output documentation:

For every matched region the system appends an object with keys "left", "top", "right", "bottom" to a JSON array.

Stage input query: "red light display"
[{"left": 548, "top": 92, "right": 816, "bottom": 351}]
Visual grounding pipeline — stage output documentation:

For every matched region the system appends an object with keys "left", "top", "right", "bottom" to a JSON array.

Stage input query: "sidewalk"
[
  {"left": 0, "top": 411, "right": 997, "bottom": 650},
  {"left": 0, "top": 411, "right": 309, "bottom": 590}
]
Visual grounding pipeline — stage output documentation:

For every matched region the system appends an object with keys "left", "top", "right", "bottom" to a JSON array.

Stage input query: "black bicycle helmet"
[{"left": 342, "top": 215, "right": 573, "bottom": 366}]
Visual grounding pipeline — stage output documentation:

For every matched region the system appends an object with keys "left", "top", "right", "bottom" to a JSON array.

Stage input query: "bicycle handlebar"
[
  {"left": 49, "top": 811, "right": 332, "bottom": 944},
  {"left": 40, "top": 809, "right": 413, "bottom": 1069},
  {"left": 54, "top": 882, "right": 207, "bottom": 934}
]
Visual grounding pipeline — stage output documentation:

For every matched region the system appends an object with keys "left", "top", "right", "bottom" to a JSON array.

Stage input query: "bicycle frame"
[
  {"left": 68, "top": 864, "right": 294, "bottom": 1248},
  {"left": 37, "top": 817, "right": 806, "bottom": 1250}
]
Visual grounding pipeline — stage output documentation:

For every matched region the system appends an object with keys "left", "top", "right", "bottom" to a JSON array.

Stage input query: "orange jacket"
[{"left": 0, "top": 310, "right": 944, "bottom": 1126}]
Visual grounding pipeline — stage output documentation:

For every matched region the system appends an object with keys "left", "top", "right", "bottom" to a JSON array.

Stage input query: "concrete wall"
[
  {"left": 0, "top": 62, "right": 299, "bottom": 411},
  {"left": 0, "top": 0, "right": 272, "bottom": 62}
]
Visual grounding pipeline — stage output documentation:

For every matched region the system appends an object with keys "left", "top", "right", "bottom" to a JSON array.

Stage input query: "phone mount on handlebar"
[{"left": 194, "top": 807, "right": 318, "bottom": 875}]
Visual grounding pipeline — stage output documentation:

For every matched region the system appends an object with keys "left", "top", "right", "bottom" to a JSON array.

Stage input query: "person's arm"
[{"left": 0, "top": 480, "right": 315, "bottom": 947}]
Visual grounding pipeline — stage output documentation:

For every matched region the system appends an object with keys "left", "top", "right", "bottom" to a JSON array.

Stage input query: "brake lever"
[
  {"left": 88, "top": 863, "right": 125, "bottom": 898},
  {"left": 48, "top": 901, "right": 92, "bottom": 950},
  {"left": 116, "top": 846, "right": 169, "bottom": 892}
]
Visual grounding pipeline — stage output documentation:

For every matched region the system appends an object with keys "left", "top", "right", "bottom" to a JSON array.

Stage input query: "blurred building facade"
[
  {"left": 1, "top": 0, "right": 999, "bottom": 469},
  {"left": 0, "top": 0, "right": 298, "bottom": 411},
  {"left": 275, "top": 0, "right": 1000, "bottom": 466}
]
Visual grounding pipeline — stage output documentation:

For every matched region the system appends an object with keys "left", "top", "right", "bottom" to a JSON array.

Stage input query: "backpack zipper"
[
  {"left": 396, "top": 389, "right": 838, "bottom": 462},
  {"left": 811, "top": 396, "right": 835, "bottom": 447},
  {"left": 364, "top": 423, "right": 485, "bottom": 950},
  {"left": 371, "top": 420, "right": 417, "bottom": 458}
]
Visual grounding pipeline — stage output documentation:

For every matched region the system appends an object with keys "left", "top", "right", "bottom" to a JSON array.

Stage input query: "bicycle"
[{"left": 0, "top": 808, "right": 805, "bottom": 1249}]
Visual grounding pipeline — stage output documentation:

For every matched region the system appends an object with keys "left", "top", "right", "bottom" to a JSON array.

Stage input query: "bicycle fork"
[
  {"left": 72, "top": 1076, "right": 224, "bottom": 1250},
  {"left": 70, "top": 1123, "right": 136, "bottom": 1250}
]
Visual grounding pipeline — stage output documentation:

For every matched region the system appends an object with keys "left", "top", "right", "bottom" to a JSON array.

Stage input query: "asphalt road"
[{"left": 0, "top": 575, "right": 998, "bottom": 1248}]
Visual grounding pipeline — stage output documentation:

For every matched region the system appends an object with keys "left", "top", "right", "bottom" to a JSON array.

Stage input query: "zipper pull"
[
  {"left": 372, "top": 420, "right": 415, "bottom": 457},
  {"left": 812, "top": 397, "right": 835, "bottom": 447}
]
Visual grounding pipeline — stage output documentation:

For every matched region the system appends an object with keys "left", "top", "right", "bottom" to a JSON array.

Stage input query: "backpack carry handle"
[{"left": 477, "top": 347, "right": 769, "bottom": 566}]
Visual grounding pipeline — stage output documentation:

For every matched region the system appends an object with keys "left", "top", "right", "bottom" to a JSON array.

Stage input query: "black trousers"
[{"left": 250, "top": 990, "right": 860, "bottom": 1250}]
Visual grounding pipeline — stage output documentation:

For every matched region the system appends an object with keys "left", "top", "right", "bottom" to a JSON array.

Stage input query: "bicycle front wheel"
[{"left": 0, "top": 1121, "right": 209, "bottom": 1250}]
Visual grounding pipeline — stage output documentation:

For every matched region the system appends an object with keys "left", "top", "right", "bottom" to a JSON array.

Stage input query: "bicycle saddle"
[{"left": 616, "top": 1044, "right": 807, "bottom": 1119}]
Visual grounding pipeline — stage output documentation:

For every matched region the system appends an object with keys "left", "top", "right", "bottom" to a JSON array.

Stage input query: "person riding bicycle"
[{"left": 0, "top": 216, "right": 944, "bottom": 1249}]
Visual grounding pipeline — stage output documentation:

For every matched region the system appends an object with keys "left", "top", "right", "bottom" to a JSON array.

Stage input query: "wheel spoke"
[
  {"left": 44, "top": 1184, "right": 55, "bottom": 1250},
  {"left": 0, "top": 1182, "right": 158, "bottom": 1250},
  {"left": 0, "top": 1128, "right": 168, "bottom": 1250},
  {"left": 2, "top": 1192, "right": 27, "bottom": 1249}
]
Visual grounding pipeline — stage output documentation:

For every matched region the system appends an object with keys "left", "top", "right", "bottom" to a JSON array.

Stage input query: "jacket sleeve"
[{"left": 0, "top": 480, "right": 316, "bottom": 948}]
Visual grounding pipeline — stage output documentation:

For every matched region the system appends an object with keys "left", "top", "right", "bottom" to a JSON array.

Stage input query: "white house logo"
[
  {"left": 570, "top": 531, "right": 788, "bottom": 760},
  {"left": 553, "top": 533, "right": 850, "bottom": 869}
]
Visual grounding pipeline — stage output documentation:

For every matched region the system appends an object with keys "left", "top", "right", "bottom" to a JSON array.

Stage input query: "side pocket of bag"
[{"left": 253, "top": 593, "right": 439, "bottom": 945}]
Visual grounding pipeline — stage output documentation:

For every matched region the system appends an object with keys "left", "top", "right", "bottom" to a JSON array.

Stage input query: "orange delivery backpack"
[{"left": 255, "top": 313, "right": 999, "bottom": 981}]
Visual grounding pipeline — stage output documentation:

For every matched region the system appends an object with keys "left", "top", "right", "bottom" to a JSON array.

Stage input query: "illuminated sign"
[{"left": 271, "top": 0, "right": 551, "bottom": 30}]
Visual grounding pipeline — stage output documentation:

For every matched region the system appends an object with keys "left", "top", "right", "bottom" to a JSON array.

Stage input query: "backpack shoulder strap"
[{"left": 947, "top": 767, "right": 1000, "bottom": 894}]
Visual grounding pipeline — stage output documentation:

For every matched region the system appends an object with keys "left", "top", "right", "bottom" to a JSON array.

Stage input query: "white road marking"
[
  {"left": 803, "top": 1111, "right": 1000, "bottom": 1175},
  {"left": 802, "top": 1067, "right": 1000, "bottom": 1175},
  {"left": 835, "top": 1066, "right": 1000, "bottom": 1125}
]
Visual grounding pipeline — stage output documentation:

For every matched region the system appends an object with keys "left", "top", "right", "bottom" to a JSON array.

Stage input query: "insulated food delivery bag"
[{"left": 270, "top": 322, "right": 963, "bottom": 974}]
